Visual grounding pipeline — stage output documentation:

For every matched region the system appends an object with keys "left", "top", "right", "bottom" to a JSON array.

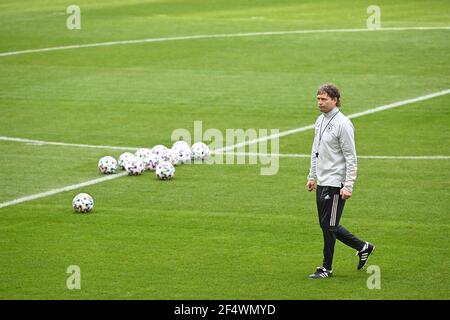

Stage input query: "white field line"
[
  {"left": 213, "top": 152, "right": 450, "bottom": 160},
  {"left": 0, "top": 89, "right": 449, "bottom": 209},
  {"left": 0, "top": 136, "right": 137, "bottom": 151},
  {"left": 0, "top": 26, "right": 449, "bottom": 57},
  {"left": 2, "top": 89, "right": 448, "bottom": 152},
  {"left": 213, "top": 89, "right": 450, "bottom": 153},
  {"left": 0, "top": 172, "right": 128, "bottom": 209},
  {"left": 1, "top": 136, "right": 446, "bottom": 160}
]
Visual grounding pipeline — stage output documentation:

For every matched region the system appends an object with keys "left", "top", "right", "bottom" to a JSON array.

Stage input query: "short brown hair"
[{"left": 317, "top": 83, "right": 341, "bottom": 107}]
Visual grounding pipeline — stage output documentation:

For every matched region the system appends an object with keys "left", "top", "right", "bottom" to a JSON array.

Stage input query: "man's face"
[{"left": 317, "top": 92, "right": 337, "bottom": 113}]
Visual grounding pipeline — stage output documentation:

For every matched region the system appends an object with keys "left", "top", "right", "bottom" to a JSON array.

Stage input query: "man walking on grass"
[{"left": 306, "top": 83, "right": 374, "bottom": 279}]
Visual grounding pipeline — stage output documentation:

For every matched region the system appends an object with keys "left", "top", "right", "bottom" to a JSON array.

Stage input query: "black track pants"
[{"left": 316, "top": 185, "right": 365, "bottom": 270}]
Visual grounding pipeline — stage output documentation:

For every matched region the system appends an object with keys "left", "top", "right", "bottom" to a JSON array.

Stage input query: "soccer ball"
[
  {"left": 98, "top": 156, "right": 117, "bottom": 174},
  {"left": 72, "top": 193, "right": 94, "bottom": 213},
  {"left": 143, "top": 152, "right": 161, "bottom": 171},
  {"left": 118, "top": 152, "right": 136, "bottom": 169},
  {"left": 172, "top": 141, "right": 192, "bottom": 165},
  {"left": 191, "top": 142, "right": 209, "bottom": 160},
  {"left": 135, "top": 148, "right": 156, "bottom": 170},
  {"left": 151, "top": 144, "right": 168, "bottom": 156},
  {"left": 161, "top": 148, "right": 177, "bottom": 165},
  {"left": 172, "top": 147, "right": 192, "bottom": 165},
  {"left": 155, "top": 161, "right": 175, "bottom": 180},
  {"left": 135, "top": 148, "right": 152, "bottom": 160},
  {"left": 172, "top": 140, "right": 190, "bottom": 151},
  {"left": 124, "top": 156, "right": 145, "bottom": 175}
]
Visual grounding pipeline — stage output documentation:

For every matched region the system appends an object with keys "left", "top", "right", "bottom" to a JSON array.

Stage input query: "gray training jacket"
[{"left": 307, "top": 107, "right": 357, "bottom": 193}]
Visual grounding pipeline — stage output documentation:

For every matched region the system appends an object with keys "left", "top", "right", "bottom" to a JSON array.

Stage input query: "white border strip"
[
  {"left": 0, "top": 172, "right": 128, "bottom": 209},
  {"left": 1, "top": 26, "right": 449, "bottom": 57}
]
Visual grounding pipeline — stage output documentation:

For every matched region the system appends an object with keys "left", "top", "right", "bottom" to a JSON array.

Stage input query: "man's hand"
[
  {"left": 340, "top": 187, "right": 352, "bottom": 200},
  {"left": 306, "top": 180, "right": 315, "bottom": 192}
]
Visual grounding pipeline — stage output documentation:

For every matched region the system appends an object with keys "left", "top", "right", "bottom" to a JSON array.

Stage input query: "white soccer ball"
[
  {"left": 124, "top": 157, "right": 146, "bottom": 175},
  {"left": 172, "top": 141, "right": 192, "bottom": 165},
  {"left": 172, "top": 140, "right": 191, "bottom": 151},
  {"left": 172, "top": 147, "right": 192, "bottom": 165},
  {"left": 191, "top": 142, "right": 209, "bottom": 160},
  {"left": 161, "top": 148, "right": 177, "bottom": 165},
  {"left": 72, "top": 193, "right": 94, "bottom": 213},
  {"left": 151, "top": 144, "right": 168, "bottom": 156},
  {"left": 135, "top": 148, "right": 152, "bottom": 160},
  {"left": 118, "top": 152, "right": 136, "bottom": 169},
  {"left": 155, "top": 161, "right": 175, "bottom": 180},
  {"left": 143, "top": 152, "right": 161, "bottom": 171},
  {"left": 98, "top": 156, "right": 117, "bottom": 174}
]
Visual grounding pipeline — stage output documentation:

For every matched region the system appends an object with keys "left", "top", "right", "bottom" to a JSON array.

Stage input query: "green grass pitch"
[{"left": 0, "top": 0, "right": 449, "bottom": 299}]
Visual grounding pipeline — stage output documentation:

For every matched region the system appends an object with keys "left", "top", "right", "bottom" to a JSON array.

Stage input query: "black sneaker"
[
  {"left": 357, "top": 242, "right": 375, "bottom": 270},
  {"left": 308, "top": 267, "right": 333, "bottom": 279}
]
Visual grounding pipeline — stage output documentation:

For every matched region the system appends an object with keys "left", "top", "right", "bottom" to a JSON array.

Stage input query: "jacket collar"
[{"left": 323, "top": 107, "right": 339, "bottom": 119}]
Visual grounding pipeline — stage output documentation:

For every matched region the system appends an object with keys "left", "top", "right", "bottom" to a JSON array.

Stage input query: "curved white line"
[
  {"left": 0, "top": 172, "right": 128, "bottom": 209},
  {"left": 0, "top": 26, "right": 449, "bottom": 57}
]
